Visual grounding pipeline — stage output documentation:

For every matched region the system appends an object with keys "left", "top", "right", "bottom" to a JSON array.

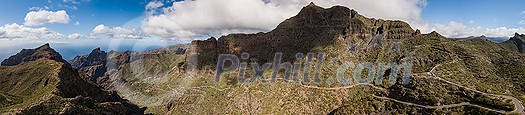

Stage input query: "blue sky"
[
  {"left": 422, "top": 0, "right": 525, "bottom": 29},
  {"left": 0, "top": 0, "right": 148, "bottom": 35},
  {"left": 0, "top": 0, "right": 524, "bottom": 60}
]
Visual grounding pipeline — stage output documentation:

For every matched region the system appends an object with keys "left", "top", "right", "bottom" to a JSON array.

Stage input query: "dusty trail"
[{"left": 429, "top": 60, "right": 524, "bottom": 114}]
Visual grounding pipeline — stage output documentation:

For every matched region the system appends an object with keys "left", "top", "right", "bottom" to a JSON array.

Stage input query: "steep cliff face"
[
  {"left": 70, "top": 49, "right": 137, "bottom": 84},
  {"left": 191, "top": 3, "right": 418, "bottom": 68},
  {"left": 71, "top": 48, "right": 108, "bottom": 80},
  {"left": 70, "top": 46, "right": 189, "bottom": 114},
  {"left": 500, "top": 33, "right": 525, "bottom": 52},
  {"left": 191, "top": 37, "right": 218, "bottom": 68},
  {"left": 0, "top": 44, "right": 144, "bottom": 114}
]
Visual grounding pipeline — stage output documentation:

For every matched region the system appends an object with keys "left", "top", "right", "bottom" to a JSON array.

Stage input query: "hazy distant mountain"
[{"left": 452, "top": 35, "right": 510, "bottom": 43}]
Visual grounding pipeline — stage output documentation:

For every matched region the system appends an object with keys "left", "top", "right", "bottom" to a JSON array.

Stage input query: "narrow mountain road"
[
  {"left": 429, "top": 60, "right": 525, "bottom": 114},
  {"left": 298, "top": 82, "right": 387, "bottom": 91},
  {"left": 373, "top": 95, "right": 516, "bottom": 114},
  {"left": 292, "top": 59, "right": 524, "bottom": 114},
  {"left": 296, "top": 80, "right": 514, "bottom": 113},
  {"left": 297, "top": 80, "right": 514, "bottom": 113}
]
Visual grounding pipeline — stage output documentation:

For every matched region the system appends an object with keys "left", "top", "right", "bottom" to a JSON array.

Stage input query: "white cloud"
[
  {"left": 74, "top": 21, "right": 80, "bottom": 26},
  {"left": 421, "top": 10, "right": 523, "bottom": 38},
  {"left": 29, "top": 6, "right": 50, "bottom": 11},
  {"left": 146, "top": 1, "right": 164, "bottom": 10},
  {"left": 68, "top": 33, "right": 83, "bottom": 39},
  {"left": 91, "top": 24, "right": 145, "bottom": 39},
  {"left": 430, "top": 21, "right": 525, "bottom": 38},
  {"left": 518, "top": 10, "right": 525, "bottom": 25},
  {"left": 24, "top": 10, "right": 70, "bottom": 26},
  {"left": 0, "top": 23, "right": 64, "bottom": 39},
  {"left": 141, "top": 0, "right": 523, "bottom": 39},
  {"left": 145, "top": 1, "right": 165, "bottom": 16},
  {"left": 0, "top": 30, "right": 6, "bottom": 38},
  {"left": 71, "top": 5, "right": 78, "bottom": 10},
  {"left": 58, "top": 4, "right": 78, "bottom": 10},
  {"left": 63, "top": 0, "right": 80, "bottom": 4},
  {"left": 468, "top": 20, "right": 475, "bottom": 24},
  {"left": 141, "top": 0, "right": 427, "bottom": 38}
]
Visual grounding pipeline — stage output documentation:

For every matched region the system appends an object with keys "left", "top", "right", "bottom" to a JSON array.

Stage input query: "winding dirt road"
[
  {"left": 294, "top": 59, "right": 524, "bottom": 114},
  {"left": 429, "top": 60, "right": 524, "bottom": 114}
]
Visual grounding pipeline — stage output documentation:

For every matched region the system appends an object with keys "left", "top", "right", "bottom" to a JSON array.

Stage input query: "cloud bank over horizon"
[
  {"left": 0, "top": 0, "right": 524, "bottom": 41},
  {"left": 0, "top": 23, "right": 64, "bottom": 39},
  {"left": 141, "top": 0, "right": 428, "bottom": 38},
  {"left": 142, "top": 0, "right": 525, "bottom": 39},
  {"left": 91, "top": 24, "right": 145, "bottom": 39}
]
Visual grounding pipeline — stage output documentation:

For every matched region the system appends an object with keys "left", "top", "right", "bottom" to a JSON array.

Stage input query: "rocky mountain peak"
[
  {"left": 510, "top": 32, "right": 524, "bottom": 40},
  {"left": 507, "top": 33, "right": 522, "bottom": 41},
  {"left": 293, "top": 3, "right": 351, "bottom": 26},
  {"left": 428, "top": 31, "right": 444, "bottom": 37},
  {"left": 303, "top": 2, "right": 322, "bottom": 10},
  {"left": 507, "top": 33, "right": 525, "bottom": 52},
  {"left": 93, "top": 47, "right": 102, "bottom": 52},
  {"left": 87, "top": 47, "right": 106, "bottom": 59},
  {"left": 512, "top": 33, "right": 524, "bottom": 40},
  {"left": 190, "top": 3, "right": 418, "bottom": 68},
  {"left": 1, "top": 43, "right": 67, "bottom": 66},
  {"left": 307, "top": 2, "right": 316, "bottom": 7},
  {"left": 70, "top": 48, "right": 108, "bottom": 80},
  {"left": 37, "top": 43, "right": 51, "bottom": 49}
]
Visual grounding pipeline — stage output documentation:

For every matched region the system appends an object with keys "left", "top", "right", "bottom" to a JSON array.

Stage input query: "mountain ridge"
[
  {"left": 0, "top": 44, "right": 145, "bottom": 114},
  {"left": 191, "top": 3, "right": 419, "bottom": 68},
  {"left": 63, "top": 3, "right": 525, "bottom": 114},
  {"left": 1, "top": 43, "right": 67, "bottom": 66},
  {"left": 506, "top": 33, "right": 525, "bottom": 52}
]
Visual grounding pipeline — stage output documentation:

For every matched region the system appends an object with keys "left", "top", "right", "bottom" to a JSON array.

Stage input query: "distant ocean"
[{"left": 0, "top": 38, "right": 184, "bottom": 61}]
